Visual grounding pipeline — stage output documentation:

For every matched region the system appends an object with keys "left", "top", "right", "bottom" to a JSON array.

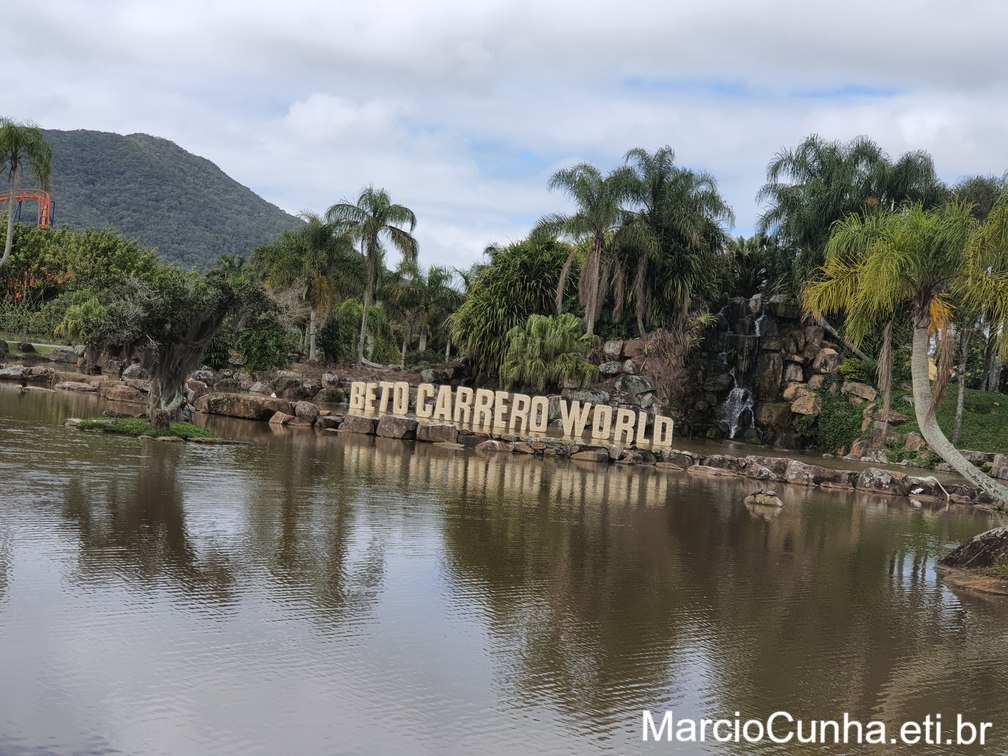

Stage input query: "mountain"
[{"left": 35, "top": 129, "right": 301, "bottom": 269}]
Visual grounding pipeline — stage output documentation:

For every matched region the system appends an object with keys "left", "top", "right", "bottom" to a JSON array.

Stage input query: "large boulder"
[
  {"left": 0, "top": 339, "right": 7, "bottom": 357},
  {"left": 855, "top": 467, "right": 906, "bottom": 495},
  {"left": 561, "top": 387, "right": 610, "bottom": 405},
  {"left": 340, "top": 415, "right": 376, "bottom": 435},
  {"left": 812, "top": 347, "right": 841, "bottom": 374},
  {"left": 376, "top": 415, "right": 418, "bottom": 439},
  {"left": 17, "top": 342, "right": 35, "bottom": 353},
  {"left": 186, "top": 379, "right": 209, "bottom": 401},
  {"left": 991, "top": 454, "right": 1008, "bottom": 481},
  {"left": 55, "top": 381, "right": 97, "bottom": 393},
  {"left": 784, "top": 363, "right": 804, "bottom": 383},
  {"left": 842, "top": 381, "right": 877, "bottom": 402},
  {"left": 294, "top": 401, "right": 321, "bottom": 424},
  {"left": 602, "top": 340, "right": 623, "bottom": 359},
  {"left": 622, "top": 338, "right": 646, "bottom": 359},
  {"left": 102, "top": 384, "right": 145, "bottom": 403},
  {"left": 421, "top": 367, "right": 453, "bottom": 383},
  {"left": 122, "top": 363, "right": 149, "bottom": 380},
  {"left": 571, "top": 448, "right": 609, "bottom": 463},
  {"left": 790, "top": 394, "right": 822, "bottom": 416},
  {"left": 782, "top": 382, "right": 812, "bottom": 401},
  {"left": 939, "top": 527, "right": 1008, "bottom": 570},
  {"left": 194, "top": 392, "right": 293, "bottom": 421},
  {"left": 0, "top": 365, "right": 25, "bottom": 380},
  {"left": 615, "top": 374, "right": 654, "bottom": 400},
  {"left": 416, "top": 423, "right": 459, "bottom": 443},
  {"left": 755, "top": 352, "right": 784, "bottom": 401},
  {"left": 754, "top": 401, "right": 792, "bottom": 432},
  {"left": 248, "top": 381, "right": 272, "bottom": 395},
  {"left": 313, "top": 387, "right": 347, "bottom": 404},
  {"left": 599, "top": 361, "right": 623, "bottom": 377}
]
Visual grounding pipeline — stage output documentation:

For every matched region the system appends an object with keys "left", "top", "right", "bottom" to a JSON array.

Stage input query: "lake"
[{"left": 1, "top": 383, "right": 1006, "bottom": 754}]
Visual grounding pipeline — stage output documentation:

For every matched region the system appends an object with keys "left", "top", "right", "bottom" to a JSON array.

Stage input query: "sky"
[{"left": 9, "top": 1, "right": 1008, "bottom": 271}]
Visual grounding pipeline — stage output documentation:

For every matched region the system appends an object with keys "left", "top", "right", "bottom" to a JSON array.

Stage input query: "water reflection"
[
  {"left": 1, "top": 383, "right": 1007, "bottom": 754},
  {"left": 60, "top": 444, "right": 236, "bottom": 601}
]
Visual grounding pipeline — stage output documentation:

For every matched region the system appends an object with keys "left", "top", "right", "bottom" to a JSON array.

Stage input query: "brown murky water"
[{"left": 1, "top": 383, "right": 1006, "bottom": 755}]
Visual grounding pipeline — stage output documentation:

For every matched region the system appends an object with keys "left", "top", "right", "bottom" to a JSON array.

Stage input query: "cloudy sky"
[{"left": 9, "top": 1, "right": 1008, "bottom": 270}]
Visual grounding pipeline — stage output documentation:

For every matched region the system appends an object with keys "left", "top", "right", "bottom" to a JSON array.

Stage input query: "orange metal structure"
[{"left": 0, "top": 189, "right": 54, "bottom": 227}]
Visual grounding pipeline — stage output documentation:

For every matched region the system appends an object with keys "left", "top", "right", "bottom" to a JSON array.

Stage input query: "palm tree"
[
  {"left": 535, "top": 162, "right": 635, "bottom": 334},
  {"left": 618, "top": 146, "right": 733, "bottom": 335},
  {"left": 0, "top": 118, "right": 52, "bottom": 271},
  {"left": 757, "top": 134, "right": 946, "bottom": 284},
  {"left": 500, "top": 313, "right": 598, "bottom": 393},
  {"left": 251, "top": 213, "right": 361, "bottom": 362},
  {"left": 327, "top": 186, "right": 418, "bottom": 366},
  {"left": 803, "top": 202, "right": 1008, "bottom": 503}
]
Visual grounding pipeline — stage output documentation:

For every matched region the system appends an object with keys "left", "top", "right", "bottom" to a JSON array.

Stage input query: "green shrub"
[
  {"left": 203, "top": 332, "right": 232, "bottom": 370},
  {"left": 237, "top": 324, "right": 292, "bottom": 371},
  {"left": 837, "top": 357, "right": 867, "bottom": 383},
  {"left": 405, "top": 349, "right": 444, "bottom": 369},
  {"left": 500, "top": 313, "right": 598, "bottom": 393},
  {"left": 800, "top": 381, "right": 864, "bottom": 453}
]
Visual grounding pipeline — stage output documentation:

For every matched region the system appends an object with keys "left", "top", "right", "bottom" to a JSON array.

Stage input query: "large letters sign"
[{"left": 348, "top": 381, "right": 674, "bottom": 446}]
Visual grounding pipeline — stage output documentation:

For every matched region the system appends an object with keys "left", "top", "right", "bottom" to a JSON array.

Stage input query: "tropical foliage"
[
  {"left": 803, "top": 201, "right": 1008, "bottom": 501},
  {"left": 500, "top": 313, "right": 598, "bottom": 393},
  {"left": 451, "top": 238, "right": 575, "bottom": 378}
]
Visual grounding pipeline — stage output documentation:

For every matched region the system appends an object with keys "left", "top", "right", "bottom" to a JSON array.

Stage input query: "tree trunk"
[
  {"left": 878, "top": 320, "right": 893, "bottom": 421},
  {"left": 819, "top": 316, "right": 874, "bottom": 366},
  {"left": 911, "top": 320, "right": 1008, "bottom": 504},
  {"left": 418, "top": 330, "right": 427, "bottom": 352},
  {"left": 1, "top": 169, "right": 19, "bottom": 270},
  {"left": 952, "top": 325, "right": 972, "bottom": 445},
  {"left": 308, "top": 306, "right": 318, "bottom": 363},
  {"left": 400, "top": 336, "right": 407, "bottom": 368},
  {"left": 445, "top": 338, "right": 451, "bottom": 361},
  {"left": 357, "top": 242, "right": 376, "bottom": 367},
  {"left": 982, "top": 326, "right": 1004, "bottom": 392}
]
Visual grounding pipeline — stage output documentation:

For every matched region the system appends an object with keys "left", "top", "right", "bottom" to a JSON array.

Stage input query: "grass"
[
  {"left": 78, "top": 417, "right": 216, "bottom": 440},
  {"left": 0, "top": 333, "right": 62, "bottom": 356},
  {"left": 893, "top": 386, "right": 1008, "bottom": 455},
  {"left": 973, "top": 565, "right": 1008, "bottom": 579}
]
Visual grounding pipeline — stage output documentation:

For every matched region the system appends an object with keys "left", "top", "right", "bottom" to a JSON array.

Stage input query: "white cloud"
[{"left": 8, "top": 0, "right": 1008, "bottom": 267}]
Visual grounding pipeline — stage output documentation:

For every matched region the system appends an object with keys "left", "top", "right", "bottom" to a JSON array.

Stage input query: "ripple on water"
[{"left": 1, "top": 384, "right": 1007, "bottom": 754}]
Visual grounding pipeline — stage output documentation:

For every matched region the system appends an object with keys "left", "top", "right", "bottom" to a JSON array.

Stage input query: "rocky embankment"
[{"left": 187, "top": 385, "right": 994, "bottom": 507}]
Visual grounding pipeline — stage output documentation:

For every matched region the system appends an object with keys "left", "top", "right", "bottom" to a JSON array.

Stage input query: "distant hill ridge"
[{"left": 34, "top": 129, "right": 301, "bottom": 269}]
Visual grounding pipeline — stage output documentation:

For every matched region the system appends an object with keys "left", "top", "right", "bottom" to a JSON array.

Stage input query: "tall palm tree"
[
  {"left": 251, "top": 213, "right": 361, "bottom": 362},
  {"left": 0, "top": 118, "right": 52, "bottom": 271},
  {"left": 803, "top": 202, "right": 1008, "bottom": 503},
  {"left": 535, "top": 162, "right": 635, "bottom": 334},
  {"left": 757, "top": 134, "right": 946, "bottom": 280},
  {"left": 327, "top": 186, "right": 418, "bottom": 366},
  {"left": 618, "top": 146, "right": 734, "bottom": 335}
]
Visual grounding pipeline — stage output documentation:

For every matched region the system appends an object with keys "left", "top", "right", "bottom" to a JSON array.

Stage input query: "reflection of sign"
[{"left": 349, "top": 381, "right": 674, "bottom": 446}]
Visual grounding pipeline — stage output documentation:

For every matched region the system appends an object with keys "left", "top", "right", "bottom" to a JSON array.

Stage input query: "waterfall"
[{"left": 717, "top": 370, "right": 755, "bottom": 440}]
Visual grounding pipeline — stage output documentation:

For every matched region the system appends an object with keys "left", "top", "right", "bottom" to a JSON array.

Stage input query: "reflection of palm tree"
[
  {"left": 240, "top": 430, "right": 386, "bottom": 615},
  {"left": 437, "top": 458, "right": 999, "bottom": 727},
  {"left": 60, "top": 446, "right": 235, "bottom": 600}
]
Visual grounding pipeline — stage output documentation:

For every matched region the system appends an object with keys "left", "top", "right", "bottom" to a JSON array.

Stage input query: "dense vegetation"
[
  {"left": 5, "top": 121, "right": 1008, "bottom": 496},
  {"left": 33, "top": 129, "right": 301, "bottom": 269}
]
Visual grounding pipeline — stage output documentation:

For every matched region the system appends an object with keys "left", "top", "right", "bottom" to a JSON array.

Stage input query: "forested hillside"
[{"left": 34, "top": 129, "right": 301, "bottom": 269}]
